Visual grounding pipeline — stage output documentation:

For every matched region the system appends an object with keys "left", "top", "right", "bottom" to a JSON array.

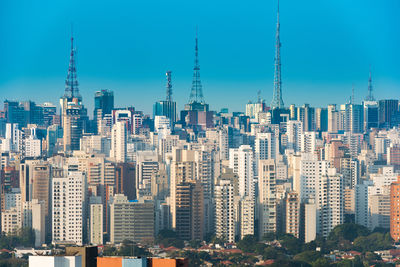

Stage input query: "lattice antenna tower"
[
  {"left": 188, "top": 28, "right": 205, "bottom": 104},
  {"left": 271, "top": 0, "right": 284, "bottom": 109}
]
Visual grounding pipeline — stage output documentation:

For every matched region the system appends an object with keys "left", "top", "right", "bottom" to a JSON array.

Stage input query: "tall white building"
[
  {"left": 299, "top": 153, "right": 330, "bottom": 201},
  {"left": 32, "top": 199, "right": 46, "bottom": 247},
  {"left": 286, "top": 121, "right": 302, "bottom": 152},
  {"left": 255, "top": 132, "right": 278, "bottom": 161},
  {"left": 303, "top": 198, "right": 317, "bottom": 243},
  {"left": 52, "top": 171, "right": 85, "bottom": 245},
  {"left": 258, "top": 159, "right": 277, "bottom": 239},
  {"left": 136, "top": 151, "right": 159, "bottom": 196},
  {"left": 2, "top": 123, "right": 24, "bottom": 153},
  {"left": 317, "top": 168, "right": 344, "bottom": 237},
  {"left": 229, "top": 145, "right": 254, "bottom": 199},
  {"left": 25, "top": 128, "right": 41, "bottom": 157},
  {"left": 301, "top": 132, "right": 316, "bottom": 153},
  {"left": 154, "top": 115, "right": 171, "bottom": 138},
  {"left": 110, "top": 121, "right": 127, "bottom": 163},
  {"left": 255, "top": 132, "right": 279, "bottom": 178},
  {"left": 240, "top": 195, "right": 255, "bottom": 238},
  {"left": 355, "top": 181, "right": 371, "bottom": 228},
  {"left": 215, "top": 179, "right": 235, "bottom": 243},
  {"left": 230, "top": 146, "right": 255, "bottom": 239}
]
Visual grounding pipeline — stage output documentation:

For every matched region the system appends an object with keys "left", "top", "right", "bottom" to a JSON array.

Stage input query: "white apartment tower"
[
  {"left": 286, "top": 121, "right": 303, "bottom": 152},
  {"left": 111, "top": 121, "right": 127, "bottom": 163},
  {"left": 317, "top": 168, "right": 344, "bottom": 237},
  {"left": 52, "top": 171, "right": 85, "bottom": 245},
  {"left": 229, "top": 145, "right": 254, "bottom": 199},
  {"left": 301, "top": 132, "right": 316, "bottom": 154},
  {"left": 299, "top": 153, "right": 330, "bottom": 201},
  {"left": 215, "top": 179, "right": 235, "bottom": 243}
]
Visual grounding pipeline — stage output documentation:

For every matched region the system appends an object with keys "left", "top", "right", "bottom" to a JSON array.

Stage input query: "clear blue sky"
[{"left": 1, "top": 0, "right": 399, "bottom": 115}]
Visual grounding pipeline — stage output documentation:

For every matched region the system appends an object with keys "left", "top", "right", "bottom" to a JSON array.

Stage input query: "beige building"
[
  {"left": 258, "top": 159, "right": 277, "bottom": 239},
  {"left": 1, "top": 208, "right": 21, "bottom": 234},
  {"left": 285, "top": 192, "right": 300, "bottom": 238},
  {"left": 89, "top": 196, "right": 103, "bottom": 245}
]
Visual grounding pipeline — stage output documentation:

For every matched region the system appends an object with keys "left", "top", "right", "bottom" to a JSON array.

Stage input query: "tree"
[
  {"left": 262, "top": 246, "right": 286, "bottom": 260},
  {"left": 311, "top": 257, "right": 330, "bottom": 267},
  {"left": 155, "top": 230, "right": 184, "bottom": 249},
  {"left": 270, "top": 259, "right": 311, "bottom": 267},
  {"left": 237, "top": 235, "right": 258, "bottom": 253},
  {"left": 279, "top": 235, "right": 303, "bottom": 255},
  {"left": 328, "top": 223, "right": 370, "bottom": 243},
  {"left": 353, "top": 232, "right": 393, "bottom": 252},
  {"left": 293, "top": 251, "right": 323, "bottom": 264},
  {"left": 156, "top": 229, "right": 177, "bottom": 239},
  {"left": 0, "top": 227, "right": 35, "bottom": 249},
  {"left": 188, "top": 239, "right": 202, "bottom": 249},
  {"left": 263, "top": 232, "right": 277, "bottom": 242}
]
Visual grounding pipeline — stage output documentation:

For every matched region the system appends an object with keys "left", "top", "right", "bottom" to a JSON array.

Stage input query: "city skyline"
[
  {"left": 1, "top": 0, "right": 400, "bottom": 115},
  {"left": 2, "top": 2, "right": 400, "bottom": 265}
]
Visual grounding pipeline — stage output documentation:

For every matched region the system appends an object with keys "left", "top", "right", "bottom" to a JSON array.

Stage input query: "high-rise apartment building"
[
  {"left": 258, "top": 159, "right": 277, "bottom": 239},
  {"left": 89, "top": 196, "right": 103, "bottom": 245},
  {"left": 286, "top": 120, "right": 302, "bottom": 152},
  {"left": 317, "top": 168, "right": 344, "bottom": 237},
  {"left": 215, "top": 179, "right": 235, "bottom": 243},
  {"left": 52, "top": 171, "right": 85, "bottom": 245},
  {"left": 111, "top": 121, "right": 127, "bottom": 163},
  {"left": 285, "top": 192, "right": 300, "bottom": 238}
]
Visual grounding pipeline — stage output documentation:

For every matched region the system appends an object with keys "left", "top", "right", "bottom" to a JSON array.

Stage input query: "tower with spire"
[
  {"left": 180, "top": 30, "right": 213, "bottom": 130},
  {"left": 60, "top": 30, "right": 87, "bottom": 152},
  {"left": 365, "top": 69, "right": 375, "bottom": 101},
  {"left": 271, "top": 0, "right": 284, "bottom": 109},
  {"left": 185, "top": 31, "right": 209, "bottom": 112},
  {"left": 153, "top": 71, "right": 177, "bottom": 127},
  {"left": 63, "top": 30, "right": 81, "bottom": 101},
  {"left": 363, "top": 68, "right": 379, "bottom": 129}
]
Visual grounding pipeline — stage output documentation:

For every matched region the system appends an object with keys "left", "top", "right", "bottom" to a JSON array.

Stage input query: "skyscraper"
[
  {"left": 271, "top": 0, "right": 284, "bottom": 109},
  {"left": 94, "top": 89, "right": 114, "bottom": 133},
  {"left": 379, "top": 99, "right": 399, "bottom": 128}
]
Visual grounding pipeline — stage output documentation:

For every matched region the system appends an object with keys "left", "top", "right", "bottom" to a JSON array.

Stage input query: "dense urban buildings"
[{"left": 1, "top": 2, "right": 400, "bottom": 267}]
